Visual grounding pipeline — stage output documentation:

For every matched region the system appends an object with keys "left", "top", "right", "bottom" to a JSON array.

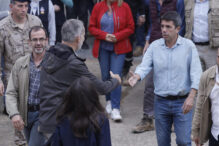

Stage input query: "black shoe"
[{"left": 82, "top": 42, "right": 89, "bottom": 50}]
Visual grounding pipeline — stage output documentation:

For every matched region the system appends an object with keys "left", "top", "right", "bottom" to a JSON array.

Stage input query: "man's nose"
[
  {"left": 22, "top": 6, "right": 27, "bottom": 12},
  {"left": 162, "top": 26, "right": 167, "bottom": 32}
]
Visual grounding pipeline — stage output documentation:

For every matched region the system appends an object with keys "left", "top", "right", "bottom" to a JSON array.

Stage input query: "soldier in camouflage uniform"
[{"left": 0, "top": 0, "right": 42, "bottom": 145}]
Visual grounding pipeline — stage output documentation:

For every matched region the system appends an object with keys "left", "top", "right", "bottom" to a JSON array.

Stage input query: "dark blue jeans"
[
  {"left": 154, "top": 95, "right": 193, "bottom": 146},
  {"left": 24, "top": 111, "right": 45, "bottom": 146},
  {"left": 98, "top": 48, "right": 125, "bottom": 109}
]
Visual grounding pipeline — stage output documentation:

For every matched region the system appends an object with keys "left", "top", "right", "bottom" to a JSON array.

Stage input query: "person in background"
[
  {"left": 6, "top": 26, "right": 48, "bottom": 146},
  {"left": 89, "top": 0, "right": 134, "bottom": 122},
  {"left": 184, "top": 0, "right": 219, "bottom": 71},
  {"left": 49, "top": 77, "right": 111, "bottom": 146},
  {"left": 0, "top": 0, "right": 42, "bottom": 145},
  {"left": 29, "top": 0, "right": 56, "bottom": 46},
  {"left": 66, "top": 0, "right": 91, "bottom": 50},
  {"left": 122, "top": 0, "right": 146, "bottom": 85},
  {"left": 132, "top": 0, "right": 185, "bottom": 134},
  {"left": 192, "top": 48, "right": 219, "bottom": 146},
  {"left": 129, "top": 11, "right": 202, "bottom": 146},
  {"left": 38, "top": 19, "right": 121, "bottom": 141},
  {"left": 133, "top": 0, "right": 150, "bottom": 57},
  {"left": 52, "top": 0, "right": 66, "bottom": 43}
]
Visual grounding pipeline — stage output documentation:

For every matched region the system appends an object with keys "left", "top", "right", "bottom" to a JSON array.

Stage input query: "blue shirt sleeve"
[
  {"left": 135, "top": 43, "right": 153, "bottom": 80},
  {"left": 189, "top": 42, "right": 202, "bottom": 90},
  {"left": 177, "top": 0, "right": 185, "bottom": 36}
]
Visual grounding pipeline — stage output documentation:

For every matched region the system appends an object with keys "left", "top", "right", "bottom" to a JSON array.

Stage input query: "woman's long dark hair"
[{"left": 56, "top": 77, "right": 106, "bottom": 138}]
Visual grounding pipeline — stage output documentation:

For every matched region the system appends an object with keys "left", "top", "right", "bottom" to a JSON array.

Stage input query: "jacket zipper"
[{"left": 112, "top": 6, "right": 117, "bottom": 32}]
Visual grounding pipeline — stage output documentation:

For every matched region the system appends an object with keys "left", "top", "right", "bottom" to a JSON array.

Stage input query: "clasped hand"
[{"left": 105, "top": 34, "right": 117, "bottom": 43}]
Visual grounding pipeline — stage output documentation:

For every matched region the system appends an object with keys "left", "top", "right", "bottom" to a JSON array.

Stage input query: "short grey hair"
[{"left": 61, "top": 19, "right": 84, "bottom": 42}]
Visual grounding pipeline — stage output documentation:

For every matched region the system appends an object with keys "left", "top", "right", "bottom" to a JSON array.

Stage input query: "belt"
[
  {"left": 28, "top": 105, "right": 39, "bottom": 112},
  {"left": 157, "top": 94, "right": 188, "bottom": 100},
  {"left": 195, "top": 42, "right": 209, "bottom": 46}
]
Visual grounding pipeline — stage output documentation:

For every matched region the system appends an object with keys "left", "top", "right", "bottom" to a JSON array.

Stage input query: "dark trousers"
[
  {"left": 209, "top": 132, "right": 219, "bottom": 146},
  {"left": 143, "top": 70, "right": 154, "bottom": 118},
  {"left": 122, "top": 34, "right": 134, "bottom": 76}
]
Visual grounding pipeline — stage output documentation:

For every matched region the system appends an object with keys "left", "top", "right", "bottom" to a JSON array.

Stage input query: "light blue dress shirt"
[{"left": 135, "top": 36, "right": 202, "bottom": 97}]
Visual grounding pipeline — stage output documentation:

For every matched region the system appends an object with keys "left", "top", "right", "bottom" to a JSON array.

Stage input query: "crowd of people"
[{"left": 0, "top": 0, "right": 219, "bottom": 146}]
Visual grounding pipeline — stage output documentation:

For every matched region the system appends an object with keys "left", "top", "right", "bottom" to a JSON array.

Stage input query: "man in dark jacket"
[{"left": 38, "top": 19, "right": 121, "bottom": 140}]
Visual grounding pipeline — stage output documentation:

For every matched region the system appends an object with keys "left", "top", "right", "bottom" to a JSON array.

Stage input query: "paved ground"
[{"left": 0, "top": 37, "right": 205, "bottom": 146}]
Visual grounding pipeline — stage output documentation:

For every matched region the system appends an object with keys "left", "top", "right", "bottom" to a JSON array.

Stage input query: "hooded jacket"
[{"left": 39, "top": 43, "right": 119, "bottom": 133}]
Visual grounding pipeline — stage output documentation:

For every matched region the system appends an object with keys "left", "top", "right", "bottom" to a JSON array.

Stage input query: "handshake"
[
  {"left": 110, "top": 71, "right": 121, "bottom": 84},
  {"left": 110, "top": 71, "right": 141, "bottom": 87}
]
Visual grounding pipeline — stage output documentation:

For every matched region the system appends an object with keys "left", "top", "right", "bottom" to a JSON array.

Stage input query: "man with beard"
[
  {"left": 6, "top": 26, "right": 48, "bottom": 146},
  {"left": 0, "top": 0, "right": 42, "bottom": 145},
  {"left": 38, "top": 19, "right": 121, "bottom": 140}
]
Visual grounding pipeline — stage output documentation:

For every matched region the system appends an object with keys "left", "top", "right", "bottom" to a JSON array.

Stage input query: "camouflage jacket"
[{"left": 0, "top": 14, "right": 42, "bottom": 84}]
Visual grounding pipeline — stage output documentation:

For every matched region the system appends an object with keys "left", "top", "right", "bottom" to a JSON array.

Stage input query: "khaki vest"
[{"left": 184, "top": 0, "right": 219, "bottom": 48}]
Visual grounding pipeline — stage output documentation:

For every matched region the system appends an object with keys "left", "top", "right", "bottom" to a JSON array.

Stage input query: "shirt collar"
[
  {"left": 30, "top": 53, "right": 44, "bottom": 68},
  {"left": 9, "top": 13, "right": 29, "bottom": 29},
  {"left": 161, "top": 35, "right": 182, "bottom": 49},
  {"left": 195, "top": 0, "right": 208, "bottom": 3}
]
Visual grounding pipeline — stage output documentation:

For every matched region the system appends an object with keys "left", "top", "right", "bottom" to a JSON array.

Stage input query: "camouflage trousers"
[{"left": 14, "top": 130, "right": 26, "bottom": 146}]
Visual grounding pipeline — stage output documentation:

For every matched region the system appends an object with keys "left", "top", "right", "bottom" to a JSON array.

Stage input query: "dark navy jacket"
[{"left": 50, "top": 117, "right": 111, "bottom": 146}]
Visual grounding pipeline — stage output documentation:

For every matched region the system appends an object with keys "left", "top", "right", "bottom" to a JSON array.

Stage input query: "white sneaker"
[
  {"left": 105, "top": 101, "right": 112, "bottom": 114},
  {"left": 111, "top": 109, "right": 122, "bottom": 122}
]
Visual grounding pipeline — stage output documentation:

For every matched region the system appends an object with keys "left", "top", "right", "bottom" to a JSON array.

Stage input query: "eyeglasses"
[{"left": 31, "top": 38, "right": 46, "bottom": 43}]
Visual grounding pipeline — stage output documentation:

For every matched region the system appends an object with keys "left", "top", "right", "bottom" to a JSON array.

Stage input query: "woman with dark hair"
[{"left": 49, "top": 77, "right": 111, "bottom": 146}]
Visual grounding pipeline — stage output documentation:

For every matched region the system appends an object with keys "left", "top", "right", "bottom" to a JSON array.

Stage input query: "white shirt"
[
  {"left": 30, "top": 0, "right": 56, "bottom": 45},
  {"left": 193, "top": 0, "right": 209, "bottom": 43},
  {"left": 210, "top": 65, "right": 219, "bottom": 140}
]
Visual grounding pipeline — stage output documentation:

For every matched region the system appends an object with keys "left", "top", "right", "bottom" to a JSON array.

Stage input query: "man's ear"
[
  {"left": 75, "top": 36, "right": 80, "bottom": 44},
  {"left": 9, "top": 4, "right": 13, "bottom": 10},
  {"left": 176, "top": 26, "right": 180, "bottom": 33}
]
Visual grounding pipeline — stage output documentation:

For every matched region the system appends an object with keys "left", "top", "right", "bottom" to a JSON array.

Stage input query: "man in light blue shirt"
[{"left": 129, "top": 11, "right": 202, "bottom": 146}]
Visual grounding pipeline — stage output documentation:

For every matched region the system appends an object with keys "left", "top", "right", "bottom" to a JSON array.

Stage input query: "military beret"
[{"left": 11, "top": 0, "right": 30, "bottom": 3}]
